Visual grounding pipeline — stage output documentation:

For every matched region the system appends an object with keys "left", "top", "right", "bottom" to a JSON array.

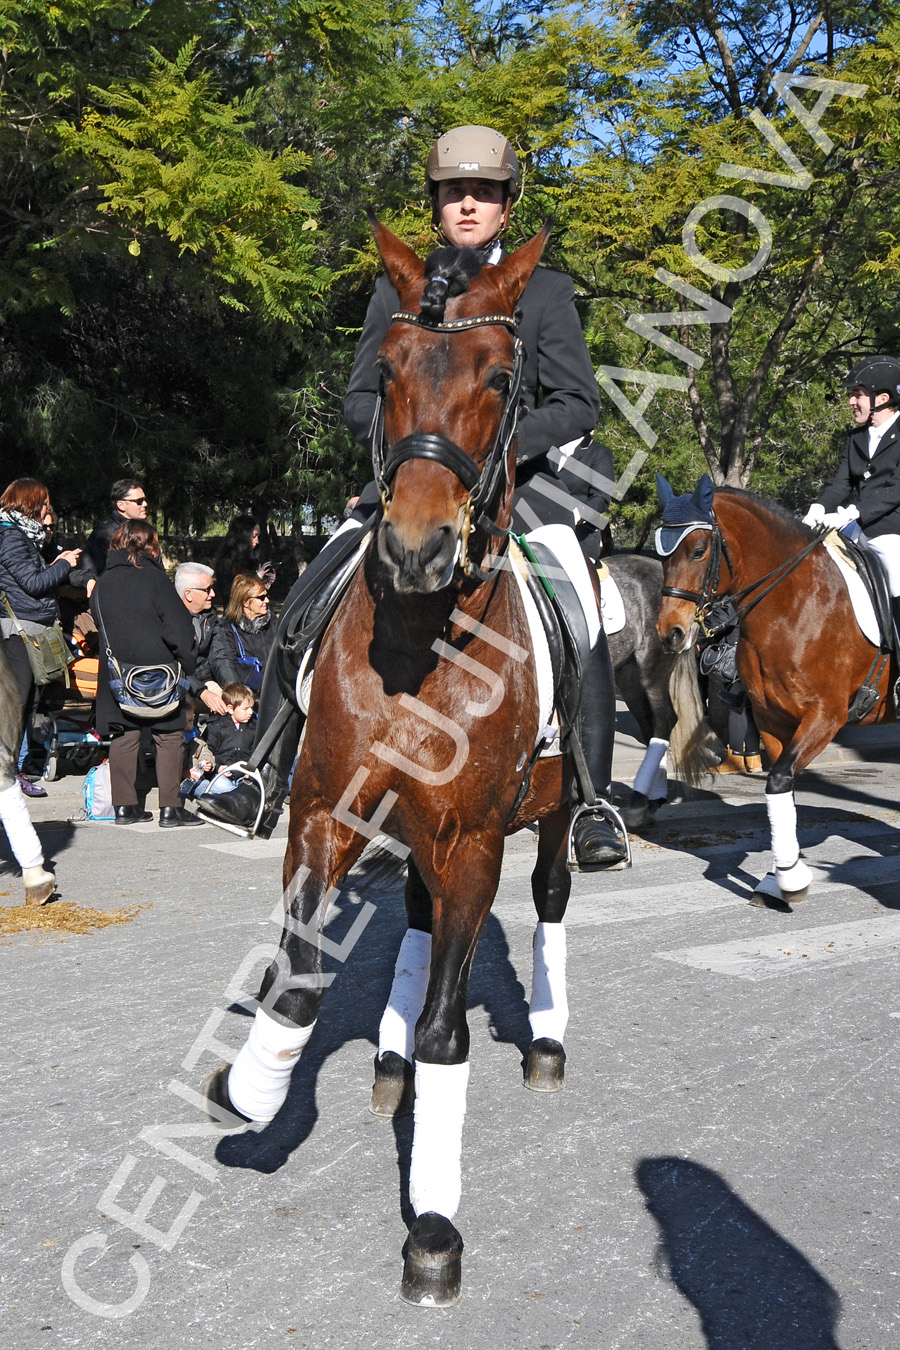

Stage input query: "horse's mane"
[
  {"left": 717, "top": 486, "right": 815, "bottom": 541},
  {"left": 419, "top": 246, "right": 483, "bottom": 323}
]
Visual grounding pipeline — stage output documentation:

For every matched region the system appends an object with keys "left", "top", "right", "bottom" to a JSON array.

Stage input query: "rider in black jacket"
[{"left": 198, "top": 127, "right": 625, "bottom": 867}]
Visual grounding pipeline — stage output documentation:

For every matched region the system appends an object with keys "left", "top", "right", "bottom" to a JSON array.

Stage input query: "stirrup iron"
[{"left": 566, "top": 800, "right": 632, "bottom": 873}]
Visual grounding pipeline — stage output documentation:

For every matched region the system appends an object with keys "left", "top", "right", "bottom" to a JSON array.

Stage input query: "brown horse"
[
  {"left": 205, "top": 220, "right": 604, "bottom": 1305},
  {"left": 655, "top": 475, "right": 896, "bottom": 904}
]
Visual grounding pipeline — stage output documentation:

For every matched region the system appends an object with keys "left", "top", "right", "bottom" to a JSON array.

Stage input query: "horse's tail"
[
  {"left": 667, "top": 646, "right": 724, "bottom": 786},
  {"left": 0, "top": 642, "right": 22, "bottom": 789}
]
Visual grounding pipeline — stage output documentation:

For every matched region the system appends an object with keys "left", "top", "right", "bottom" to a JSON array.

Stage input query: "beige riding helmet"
[{"left": 425, "top": 125, "right": 520, "bottom": 190}]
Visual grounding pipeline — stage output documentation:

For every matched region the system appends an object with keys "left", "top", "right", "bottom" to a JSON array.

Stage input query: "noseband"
[{"left": 370, "top": 309, "right": 525, "bottom": 581}]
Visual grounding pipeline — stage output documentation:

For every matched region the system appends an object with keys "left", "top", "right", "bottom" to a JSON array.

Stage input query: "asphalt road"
[{"left": 2, "top": 714, "right": 899, "bottom": 1349}]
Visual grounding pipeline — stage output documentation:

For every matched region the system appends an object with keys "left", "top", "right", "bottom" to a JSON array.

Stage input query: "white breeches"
[
  {"left": 0, "top": 782, "right": 44, "bottom": 870},
  {"left": 865, "top": 533, "right": 900, "bottom": 596}
]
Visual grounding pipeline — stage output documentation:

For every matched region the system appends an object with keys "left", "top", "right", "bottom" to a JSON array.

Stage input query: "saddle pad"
[
  {"left": 598, "top": 572, "right": 627, "bottom": 635},
  {"left": 525, "top": 524, "right": 602, "bottom": 646},
  {"left": 824, "top": 540, "right": 879, "bottom": 646},
  {"left": 508, "top": 541, "right": 555, "bottom": 742}
]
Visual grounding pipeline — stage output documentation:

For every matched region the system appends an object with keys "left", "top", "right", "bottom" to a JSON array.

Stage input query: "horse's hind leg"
[
  {"left": 371, "top": 860, "right": 431, "bottom": 1117},
  {"left": 525, "top": 808, "right": 572, "bottom": 1091}
]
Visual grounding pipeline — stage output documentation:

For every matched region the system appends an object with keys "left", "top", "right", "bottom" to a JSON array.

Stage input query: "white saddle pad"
[
  {"left": 824, "top": 538, "right": 879, "bottom": 646},
  {"left": 598, "top": 573, "right": 626, "bottom": 635}
]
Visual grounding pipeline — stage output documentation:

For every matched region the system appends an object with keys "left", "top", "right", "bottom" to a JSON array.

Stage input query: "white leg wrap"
[
  {"left": 529, "top": 921, "right": 569, "bottom": 1045},
  {"left": 766, "top": 790, "right": 800, "bottom": 870},
  {"left": 633, "top": 738, "right": 669, "bottom": 799},
  {"left": 378, "top": 927, "right": 431, "bottom": 1064},
  {"left": 409, "top": 1060, "right": 470, "bottom": 1221},
  {"left": 227, "top": 1008, "right": 315, "bottom": 1123},
  {"left": 0, "top": 782, "right": 43, "bottom": 870},
  {"left": 650, "top": 756, "right": 668, "bottom": 801},
  {"left": 775, "top": 858, "right": 813, "bottom": 897}
]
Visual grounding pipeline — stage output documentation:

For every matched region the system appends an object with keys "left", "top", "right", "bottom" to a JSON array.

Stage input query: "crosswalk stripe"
[{"left": 655, "top": 915, "right": 900, "bottom": 980}]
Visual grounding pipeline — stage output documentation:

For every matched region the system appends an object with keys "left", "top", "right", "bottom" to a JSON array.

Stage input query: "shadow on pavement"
[{"left": 637, "top": 1156, "right": 842, "bottom": 1349}]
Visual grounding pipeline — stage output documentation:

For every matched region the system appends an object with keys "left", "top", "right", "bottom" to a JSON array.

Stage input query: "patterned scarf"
[{"left": 0, "top": 508, "right": 45, "bottom": 545}]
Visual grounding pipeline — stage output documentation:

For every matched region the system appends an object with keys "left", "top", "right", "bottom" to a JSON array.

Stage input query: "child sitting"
[{"left": 182, "top": 683, "right": 256, "bottom": 799}]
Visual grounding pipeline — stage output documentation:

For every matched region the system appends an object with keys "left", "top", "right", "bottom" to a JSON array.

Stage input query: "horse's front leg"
[
  {"left": 401, "top": 839, "right": 502, "bottom": 1307},
  {"left": 370, "top": 859, "right": 431, "bottom": 1118},
  {"left": 206, "top": 808, "right": 366, "bottom": 1124},
  {"left": 525, "top": 806, "right": 572, "bottom": 1090},
  {"left": 751, "top": 719, "right": 838, "bottom": 907}
]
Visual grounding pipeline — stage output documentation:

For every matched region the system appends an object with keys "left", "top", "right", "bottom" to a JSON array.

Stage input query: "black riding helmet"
[{"left": 844, "top": 355, "right": 900, "bottom": 410}]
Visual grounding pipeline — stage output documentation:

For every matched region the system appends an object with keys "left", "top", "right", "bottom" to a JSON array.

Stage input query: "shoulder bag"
[
  {"left": 94, "top": 592, "right": 186, "bottom": 719},
  {"left": 1, "top": 591, "right": 71, "bottom": 686}
]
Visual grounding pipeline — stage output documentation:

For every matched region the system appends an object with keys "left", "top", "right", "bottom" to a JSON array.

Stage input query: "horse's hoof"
[
  {"left": 524, "top": 1037, "right": 566, "bottom": 1092},
  {"left": 203, "top": 1065, "right": 251, "bottom": 1129},
  {"left": 621, "top": 791, "right": 650, "bottom": 828},
  {"left": 370, "top": 1051, "right": 415, "bottom": 1117},
  {"left": 400, "top": 1212, "right": 463, "bottom": 1306}
]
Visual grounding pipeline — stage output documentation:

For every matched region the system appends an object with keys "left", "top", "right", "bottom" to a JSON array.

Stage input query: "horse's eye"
[
  {"left": 691, "top": 542, "right": 707, "bottom": 559},
  {"left": 377, "top": 357, "right": 395, "bottom": 384},
  {"left": 488, "top": 369, "right": 512, "bottom": 396}
]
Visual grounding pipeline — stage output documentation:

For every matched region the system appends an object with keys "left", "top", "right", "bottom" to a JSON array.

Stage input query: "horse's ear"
[
  {"left": 692, "top": 474, "right": 715, "bottom": 515},
  {"left": 489, "top": 220, "right": 553, "bottom": 311},
  {"left": 656, "top": 472, "right": 675, "bottom": 506},
  {"left": 366, "top": 209, "right": 425, "bottom": 298}
]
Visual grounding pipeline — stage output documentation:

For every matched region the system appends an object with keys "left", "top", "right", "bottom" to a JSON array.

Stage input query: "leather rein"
[
  {"left": 370, "top": 308, "right": 525, "bottom": 583},
  {"left": 661, "top": 513, "right": 825, "bottom": 638}
]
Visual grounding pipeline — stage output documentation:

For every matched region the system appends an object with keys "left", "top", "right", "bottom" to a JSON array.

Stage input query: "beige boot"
[
  {"left": 710, "top": 749, "right": 746, "bottom": 776},
  {"left": 743, "top": 754, "right": 764, "bottom": 774},
  {"left": 23, "top": 865, "right": 56, "bottom": 906}
]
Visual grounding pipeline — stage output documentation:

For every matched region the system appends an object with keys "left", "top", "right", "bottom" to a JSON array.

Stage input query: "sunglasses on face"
[
  {"left": 122, "top": 496, "right": 148, "bottom": 506},
  {"left": 189, "top": 585, "right": 214, "bottom": 594}
]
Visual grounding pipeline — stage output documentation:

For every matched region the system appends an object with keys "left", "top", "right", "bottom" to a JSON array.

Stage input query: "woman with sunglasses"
[{"left": 209, "top": 573, "right": 275, "bottom": 694}]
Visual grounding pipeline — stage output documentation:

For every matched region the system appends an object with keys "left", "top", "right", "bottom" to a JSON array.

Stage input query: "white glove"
[
  {"left": 821, "top": 504, "right": 860, "bottom": 529},
  {"left": 802, "top": 503, "right": 825, "bottom": 527}
]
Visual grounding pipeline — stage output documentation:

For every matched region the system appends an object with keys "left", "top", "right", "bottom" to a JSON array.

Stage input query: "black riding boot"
[
  {"left": 196, "top": 518, "right": 370, "bottom": 836},
  {"left": 569, "top": 627, "right": 630, "bottom": 870}
]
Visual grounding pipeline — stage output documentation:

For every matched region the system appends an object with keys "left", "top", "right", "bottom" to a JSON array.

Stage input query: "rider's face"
[
  {"left": 849, "top": 386, "right": 872, "bottom": 424},
  {"left": 437, "top": 179, "right": 508, "bottom": 249}
]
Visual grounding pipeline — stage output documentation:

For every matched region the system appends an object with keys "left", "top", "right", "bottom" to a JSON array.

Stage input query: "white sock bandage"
[
  {"left": 227, "top": 1008, "right": 315, "bottom": 1123},
  {"left": 633, "top": 738, "right": 669, "bottom": 799},
  {"left": 378, "top": 927, "right": 431, "bottom": 1064},
  {"left": 529, "top": 921, "right": 569, "bottom": 1045},
  {"left": 0, "top": 782, "right": 43, "bottom": 870},
  {"left": 766, "top": 790, "right": 800, "bottom": 870},
  {"left": 409, "top": 1060, "right": 470, "bottom": 1220}
]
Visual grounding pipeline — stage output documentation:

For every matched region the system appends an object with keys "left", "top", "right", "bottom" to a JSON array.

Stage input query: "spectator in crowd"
[
  {"left": 0, "top": 641, "right": 56, "bottom": 904},
  {"left": 214, "top": 516, "right": 275, "bottom": 609},
  {"left": 209, "top": 574, "right": 275, "bottom": 693},
  {"left": 83, "top": 479, "right": 149, "bottom": 580},
  {"left": 174, "top": 562, "right": 227, "bottom": 717},
  {"left": 90, "top": 519, "right": 202, "bottom": 828},
  {"left": 183, "top": 682, "right": 256, "bottom": 800},
  {"left": 0, "top": 477, "right": 81, "bottom": 797}
]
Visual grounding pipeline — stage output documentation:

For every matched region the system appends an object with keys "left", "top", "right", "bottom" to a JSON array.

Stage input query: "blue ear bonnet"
[{"left": 655, "top": 473, "right": 715, "bottom": 557}]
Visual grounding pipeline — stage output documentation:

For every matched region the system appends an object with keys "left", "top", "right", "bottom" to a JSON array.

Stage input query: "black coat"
[
  {"left": 0, "top": 518, "right": 72, "bottom": 624},
  {"left": 184, "top": 609, "right": 218, "bottom": 697},
  {"left": 209, "top": 615, "right": 275, "bottom": 689},
  {"left": 82, "top": 509, "right": 129, "bottom": 580},
  {"left": 205, "top": 712, "right": 257, "bottom": 767},
  {"left": 90, "top": 550, "right": 196, "bottom": 734},
  {"left": 343, "top": 264, "right": 601, "bottom": 465},
  {"left": 818, "top": 418, "right": 900, "bottom": 538}
]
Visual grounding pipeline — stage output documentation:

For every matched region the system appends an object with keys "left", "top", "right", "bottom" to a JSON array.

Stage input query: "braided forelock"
[{"left": 419, "top": 246, "right": 484, "bottom": 324}]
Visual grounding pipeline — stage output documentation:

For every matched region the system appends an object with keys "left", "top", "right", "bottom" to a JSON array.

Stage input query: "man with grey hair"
[{"left": 175, "top": 562, "right": 227, "bottom": 715}]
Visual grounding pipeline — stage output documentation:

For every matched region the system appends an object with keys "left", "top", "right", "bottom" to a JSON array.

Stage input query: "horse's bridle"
[
  {"left": 662, "top": 512, "right": 826, "bottom": 637},
  {"left": 370, "top": 308, "right": 525, "bottom": 581}
]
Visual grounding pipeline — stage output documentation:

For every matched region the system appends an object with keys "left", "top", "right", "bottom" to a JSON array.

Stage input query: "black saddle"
[{"left": 839, "top": 534, "right": 895, "bottom": 654}]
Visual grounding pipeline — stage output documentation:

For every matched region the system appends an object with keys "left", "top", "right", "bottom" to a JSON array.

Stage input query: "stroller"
[{"left": 30, "top": 633, "right": 109, "bottom": 782}]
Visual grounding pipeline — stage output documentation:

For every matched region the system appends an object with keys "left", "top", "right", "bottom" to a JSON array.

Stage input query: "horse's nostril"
[
  {"left": 381, "top": 520, "right": 405, "bottom": 566},
  {"left": 419, "top": 525, "right": 452, "bottom": 567}
]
